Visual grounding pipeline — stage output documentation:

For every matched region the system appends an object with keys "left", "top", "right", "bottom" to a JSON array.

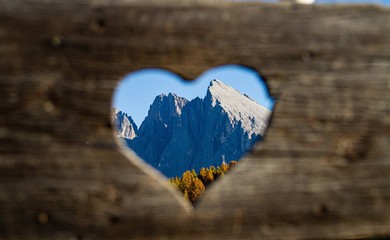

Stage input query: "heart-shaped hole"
[{"left": 112, "top": 65, "right": 274, "bottom": 205}]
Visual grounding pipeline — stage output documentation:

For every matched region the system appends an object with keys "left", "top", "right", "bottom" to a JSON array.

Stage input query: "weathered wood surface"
[{"left": 0, "top": 1, "right": 389, "bottom": 239}]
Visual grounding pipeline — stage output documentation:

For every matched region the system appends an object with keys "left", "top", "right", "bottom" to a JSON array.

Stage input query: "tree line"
[{"left": 169, "top": 160, "right": 238, "bottom": 205}]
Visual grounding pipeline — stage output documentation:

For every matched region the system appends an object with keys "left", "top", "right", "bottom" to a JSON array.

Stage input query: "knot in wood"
[
  {"left": 50, "top": 35, "right": 66, "bottom": 48},
  {"left": 313, "top": 204, "right": 328, "bottom": 217},
  {"left": 335, "top": 135, "right": 369, "bottom": 162},
  {"left": 37, "top": 212, "right": 49, "bottom": 225}
]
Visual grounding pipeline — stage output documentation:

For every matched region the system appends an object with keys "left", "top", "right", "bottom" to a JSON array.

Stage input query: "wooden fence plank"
[{"left": 0, "top": 1, "right": 389, "bottom": 239}]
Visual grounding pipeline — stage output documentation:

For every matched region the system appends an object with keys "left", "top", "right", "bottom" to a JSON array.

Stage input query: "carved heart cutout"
[{"left": 112, "top": 65, "right": 274, "bottom": 205}]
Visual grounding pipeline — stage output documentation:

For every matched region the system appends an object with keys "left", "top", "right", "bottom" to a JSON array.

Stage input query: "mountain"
[
  {"left": 114, "top": 80, "right": 272, "bottom": 178},
  {"left": 112, "top": 109, "right": 138, "bottom": 139},
  {"left": 125, "top": 93, "right": 188, "bottom": 170}
]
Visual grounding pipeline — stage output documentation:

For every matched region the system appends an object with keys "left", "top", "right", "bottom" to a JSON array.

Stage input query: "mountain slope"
[
  {"left": 126, "top": 93, "right": 188, "bottom": 169},
  {"left": 207, "top": 79, "right": 271, "bottom": 138}
]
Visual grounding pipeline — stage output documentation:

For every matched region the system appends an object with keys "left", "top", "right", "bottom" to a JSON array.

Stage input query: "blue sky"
[
  {"left": 230, "top": 0, "right": 390, "bottom": 4},
  {"left": 315, "top": 0, "right": 389, "bottom": 4},
  {"left": 113, "top": 65, "right": 275, "bottom": 127}
]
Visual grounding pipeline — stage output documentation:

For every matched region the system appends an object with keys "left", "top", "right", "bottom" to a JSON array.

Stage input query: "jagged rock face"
[
  {"left": 126, "top": 93, "right": 188, "bottom": 169},
  {"left": 119, "top": 80, "right": 272, "bottom": 178},
  {"left": 113, "top": 109, "right": 138, "bottom": 140}
]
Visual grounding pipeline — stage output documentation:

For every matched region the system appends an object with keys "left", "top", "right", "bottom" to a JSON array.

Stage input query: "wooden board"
[{"left": 0, "top": 1, "right": 389, "bottom": 239}]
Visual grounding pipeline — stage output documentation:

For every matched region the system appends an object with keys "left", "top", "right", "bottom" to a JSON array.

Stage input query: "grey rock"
[
  {"left": 113, "top": 109, "right": 138, "bottom": 140},
  {"left": 118, "top": 80, "right": 272, "bottom": 178}
]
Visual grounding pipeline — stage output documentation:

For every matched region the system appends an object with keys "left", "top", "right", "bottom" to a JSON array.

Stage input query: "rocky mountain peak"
[
  {"left": 147, "top": 93, "right": 188, "bottom": 124},
  {"left": 113, "top": 109, "right": 138, "bottom": 140},
  {"left": 116, "top": 80, "right": 272, "bottom": 178},
  {"left": 206, "top": 79, "right": 271, "bottom": 138}
]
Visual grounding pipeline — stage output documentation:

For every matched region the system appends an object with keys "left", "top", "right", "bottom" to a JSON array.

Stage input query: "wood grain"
[{"left": 0, "top": 1, "right": 389, "bottom": 239}]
